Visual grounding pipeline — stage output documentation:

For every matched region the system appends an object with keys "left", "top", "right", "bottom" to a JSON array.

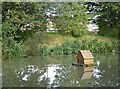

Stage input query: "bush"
[
  {"left": 3, "top": 38, "right": 26, "bottom": 59},
  {"left": 38, "top": 45, "right": 48, "bottom": 56},
  {"left": 2, "top": 22, "right": 27, "bottom": 59}
]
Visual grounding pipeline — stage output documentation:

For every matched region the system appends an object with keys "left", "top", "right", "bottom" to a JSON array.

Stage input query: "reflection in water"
[
  {"left": 96, "top": 60, "right": 100, "bottom": 66},
  {"left": 81, "top": 67, "right": 93, "bottom": 80},
  {"left": 16, "top": 64, "right": 67, "bottom": 87},
  {"left": 2, "top": 53, "right": 119, "bottom": 87},
  {"left": 93, "top": 67, "right": 102, "bottom": 79},
  {"left": 38, "top": 64, "right": 67, "bottom": 88},
  {"left": 76, "top": 66, "right": 93, "bottom": 80},
  {"left": 17, "top": 65, "right": 39, "bottom": 81},
  {"left": 76, "top": 65, "right": 102, "bottom": 80}
]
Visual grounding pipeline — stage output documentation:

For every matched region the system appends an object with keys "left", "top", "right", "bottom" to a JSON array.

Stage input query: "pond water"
[{"left": 2, "top": 53, "right": 119, "bottom": 88}]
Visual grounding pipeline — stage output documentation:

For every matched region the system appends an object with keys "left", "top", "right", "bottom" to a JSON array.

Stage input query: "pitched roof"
[{"left": 80, "top": 50, "right": 94, "bottom": 59}]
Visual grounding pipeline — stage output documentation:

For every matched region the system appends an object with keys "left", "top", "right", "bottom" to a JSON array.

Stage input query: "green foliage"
[
  {"left": 98, "top": 28, "right": 118, "bottom": 39},
  {"left": 0, "top": 24, "right": 1, "bottom": 41},
  {"left": 2, "top": 2, "right": 47, "bottom": 41},
  {"left": 37, "top": 38, "right": 118, "bottom": 56},
  {"left": 71, "top": 40, "right": 83, "bottom": 53},
  {"left": 51, "top": 46, "right": 64, "bottom": 55},
  {"left": 51, "top": 2, "right": 90, "bottom": 37},
  {"left": 2, "top": 2, "right": 119, "bottom": 59},
  {"left": 2, "top": 21, "right": 26, "bottom": 59},
  {"left": 61, "top": 40, "right": 73, "bottom": 54},
  {"left": 2, "top": 2, "right": 48, "bottom": 59},
  {"left": 27, "top": 32, "right": 119, "bottom": 57},
  {"left": 86, "top": 2, "right": 120, "bottom": 38},
  {"left": 3, "top": 37, "right": 26, "bottom": 59},
  {"left": 38, "top": 46, "right": 48, "bottom": 56}
]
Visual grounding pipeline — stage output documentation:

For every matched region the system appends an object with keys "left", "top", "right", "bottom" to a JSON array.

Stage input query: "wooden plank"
[
  {"left": 76, "top": 51, "right": 84, "bottom": 63},
  {"left": 84, "top": 59, "right": 93, "bottom": 65},
  {"left": 80, "top": 50, "right": 94, "bottom": 59}
]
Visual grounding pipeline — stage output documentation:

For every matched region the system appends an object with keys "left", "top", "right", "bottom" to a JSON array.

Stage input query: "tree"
[
  {"left": 2, "top": 2, "right": 48, "bottom": 58},
  {"left": 2, "top": 2, "right": 48, "bottom": 41},
  {"left": 85, "top": 2, "right": 120, "bottom": 38},
  {"left": 46, "top": 2, "right": 91, "bottom": 37}
]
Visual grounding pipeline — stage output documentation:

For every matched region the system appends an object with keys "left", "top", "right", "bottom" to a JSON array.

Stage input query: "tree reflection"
[
  {"left": 16, "top": 64, "right": 67, "bottom": 87},
  {"left": 3, "top": 53, "right": 119, "bottom": 87}
]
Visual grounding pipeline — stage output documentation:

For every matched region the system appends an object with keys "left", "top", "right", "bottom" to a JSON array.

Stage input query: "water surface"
[{"left": 2, "top": 53, "right": 119, "bottom": 87}]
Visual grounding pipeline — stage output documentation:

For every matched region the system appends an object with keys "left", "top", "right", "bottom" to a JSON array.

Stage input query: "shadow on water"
[{"left": 2, "top": 53, "right": 119, "bottom": 87}]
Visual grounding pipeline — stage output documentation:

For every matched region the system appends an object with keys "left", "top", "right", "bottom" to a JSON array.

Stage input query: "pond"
[{"left": 2, "top": 53, "right": 119, "bottom": 88}]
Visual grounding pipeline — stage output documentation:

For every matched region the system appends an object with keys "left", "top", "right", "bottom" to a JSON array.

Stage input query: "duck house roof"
[{"left": 79, "top": 50, "right": 94, "bottom": 59}]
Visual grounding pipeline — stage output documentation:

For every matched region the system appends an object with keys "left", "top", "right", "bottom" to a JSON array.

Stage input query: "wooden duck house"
[{"left": 76, "top": 50, "right": 94, "bottom": 65}]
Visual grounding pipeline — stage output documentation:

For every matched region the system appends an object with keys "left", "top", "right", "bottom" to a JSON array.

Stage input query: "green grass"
[
  {"left": 25, "top": 32, "right": 119, "bottom": 56},
  {"left": 3, "top": 31, "right": 119, "bottom": 59}
]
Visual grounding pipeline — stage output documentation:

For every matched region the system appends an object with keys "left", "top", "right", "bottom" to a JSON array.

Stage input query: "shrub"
[
  {"left": 3, "top": 38, "right": 26, "bottom": 59},
  {"left": 38, "top": 45, "right": 48, "bottom": 56}
]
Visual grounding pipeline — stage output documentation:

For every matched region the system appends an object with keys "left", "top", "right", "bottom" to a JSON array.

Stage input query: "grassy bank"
[{"left": 25, "top": 32, "right": 119, "bottom": 57}]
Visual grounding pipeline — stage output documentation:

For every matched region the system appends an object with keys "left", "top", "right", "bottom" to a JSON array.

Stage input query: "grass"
[{"left": 25, "top": 32, "right": 119, "bottom": 56}]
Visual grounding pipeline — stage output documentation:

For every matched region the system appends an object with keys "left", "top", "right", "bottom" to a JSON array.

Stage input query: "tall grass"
[
  {"left": 25, "top": 32, "right": 119, "bottom": 57},
  {"left": 37, "top": 38, "right": 119, "bottom": 56}
]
